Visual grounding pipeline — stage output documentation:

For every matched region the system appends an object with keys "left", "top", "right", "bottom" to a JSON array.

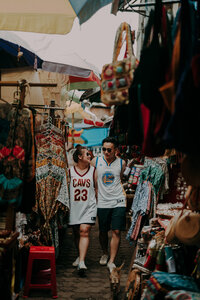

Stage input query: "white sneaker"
[
  {"left": 77, "top": 261, "right": 87, "bottom": 270},
  {"left": 72, "top": 257, "right": 79, "bottom": 267},
  {"left": 77, "top": 261, "right": 87, "bottom": 276},
  {"left": 99, "top": 254, "right": 109, "bottom": 265},
  {"left": 107, "top": 262, "right": 116, "bottom": 273}
]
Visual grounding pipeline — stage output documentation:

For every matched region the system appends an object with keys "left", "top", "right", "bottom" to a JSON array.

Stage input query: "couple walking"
[{"left": 68, "top": 137, "right": 126, "bottom": 275}]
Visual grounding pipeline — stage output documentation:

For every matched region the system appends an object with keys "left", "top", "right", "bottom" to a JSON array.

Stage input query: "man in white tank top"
[{"left": 91, "top": 137, "right": 126, "bottom": 273}]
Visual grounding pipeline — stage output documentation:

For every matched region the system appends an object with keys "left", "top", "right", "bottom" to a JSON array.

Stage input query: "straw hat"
[
  {"left": 165, "top": 210, "right": 183, "bottom": 243},
  {"left": 175, "top": 211, "right": 200, "bottom": 246}
]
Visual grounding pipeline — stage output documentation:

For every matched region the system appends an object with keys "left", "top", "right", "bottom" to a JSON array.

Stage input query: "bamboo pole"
[{"left": 72, "top": 113, "right": 75, "bottom": 147}]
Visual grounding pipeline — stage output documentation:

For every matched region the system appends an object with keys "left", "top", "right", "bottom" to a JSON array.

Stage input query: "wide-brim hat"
[
  {"left": 175, "top": 211, "right": 200, "bottom": 246},
  {"left": 165, "top": 210, "right": 183, "bottom": 243},
  {"left": 181, "top": 155, "right": 200, "bottom": 187}
]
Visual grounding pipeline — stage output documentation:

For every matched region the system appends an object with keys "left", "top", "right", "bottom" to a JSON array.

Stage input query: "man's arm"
[{"left": 91, "top": 157, "right": 97, "bottom": 167}]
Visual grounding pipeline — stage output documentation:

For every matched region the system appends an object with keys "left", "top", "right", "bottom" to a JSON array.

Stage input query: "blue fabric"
[
  {"left": 69, "top": 0, "right": 112, "bottom": 24},
  {"left": 152, "top": 271, "right": 200, "bottom": 293},
  {"left": 0, "top": 174, "right": 22, "bottom": 206},
  {"left": 74, "top": 127, "right": 109, "bottom": 147},
  {"left": 142, "top": 272, "right": 200, "bottom": 300},
  {"left": 126, "top": 180, "right": 151, "bottom": 241},
  {"left": 0, "top": 174, "right": 22, "bottom": 190},
  {"left": 95, "top": 157, "right": 99, "bottom": 168},
  {"left": 0, "top": 38, "right": 42, "bottom": 69}
]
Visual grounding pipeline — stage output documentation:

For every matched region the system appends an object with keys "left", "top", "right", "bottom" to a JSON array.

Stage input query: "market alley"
[{"left": 19, "top": 222, "right": 134, "bottom": 300}]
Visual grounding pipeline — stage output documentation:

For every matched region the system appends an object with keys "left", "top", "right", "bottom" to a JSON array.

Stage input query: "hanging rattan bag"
[
  {"left": 174, "top": 210, "right": 200, "bottom": 247},
  {"left": 100, "top": 22, "right": 137, "bottom": 106}
]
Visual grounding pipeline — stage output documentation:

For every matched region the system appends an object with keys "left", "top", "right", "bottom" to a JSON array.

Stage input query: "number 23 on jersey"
[{"left": 74, "top": 189, "right": 88, "bottom": 201}]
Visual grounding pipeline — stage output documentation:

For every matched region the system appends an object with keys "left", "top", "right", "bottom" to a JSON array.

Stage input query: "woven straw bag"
[{"left": 100, "top": 22, "right": 137, "bottom": 106}]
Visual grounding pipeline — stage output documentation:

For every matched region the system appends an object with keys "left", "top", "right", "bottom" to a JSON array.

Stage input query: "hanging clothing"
[
  {"left": 0, "top": 102, "right": 35, "bottom": 210},
  {"left": 33, "top": 117, "right": 69, "bottom": 246},
  {"left": 127, "top": 180, "right": 152, "bottom": 242}
]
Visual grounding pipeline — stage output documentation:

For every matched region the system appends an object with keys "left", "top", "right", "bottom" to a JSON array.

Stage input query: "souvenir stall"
[
  {"left": 101, "top": 0, "right": 200, "bottom": 299},
  {"left": 0, "top": 79, "right": 70, "bottom": 299}
]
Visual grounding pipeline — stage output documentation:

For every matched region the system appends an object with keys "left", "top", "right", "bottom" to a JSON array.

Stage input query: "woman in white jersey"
[{"left": 69, "top": 145, "right": 97, "bottom": 275}]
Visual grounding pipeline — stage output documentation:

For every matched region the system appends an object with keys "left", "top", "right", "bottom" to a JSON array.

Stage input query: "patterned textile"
[
  {"left": 165, "top": 290, "right": 200, "bottom": 300},
  {"left": 152, "top": 272, "right": 200, "bottom": 292},
  {"left": 127, "top": 180, "right": 152, "bottom": 241},
  {"left": 56, "top": 171, "right": 69, "bottom": 208},
  {"left": 34, "top": 117, "right": 69, "bottom": 244},
  {"left": 141, "top": 158, "right": 165, "bottom": 196},
  {"left": 0, "top": 104, "right": 35, "bottom": 180},
  {"left": 141, "top": 272, "right": 200, "bottom": 300},
  {"left": 0, "top": 103, "right": 35, "bottom": 208}
]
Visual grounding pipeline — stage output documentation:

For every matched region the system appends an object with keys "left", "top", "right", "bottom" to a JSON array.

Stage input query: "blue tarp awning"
[
  {"left": 74, "top": 127, "right": 109, "bottom": 147},
  {"left": 0, "top": 38, "right": 43, "bottom": 69}
]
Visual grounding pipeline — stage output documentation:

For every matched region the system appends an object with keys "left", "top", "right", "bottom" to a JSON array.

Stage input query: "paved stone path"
[{"left": 19, "top": 223, "right": 134, "bottom": 300}]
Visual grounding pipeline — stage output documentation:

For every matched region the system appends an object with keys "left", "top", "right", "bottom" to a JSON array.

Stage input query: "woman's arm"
[{"left": 94, "top": 169, "right": 98, "bottom": 204}]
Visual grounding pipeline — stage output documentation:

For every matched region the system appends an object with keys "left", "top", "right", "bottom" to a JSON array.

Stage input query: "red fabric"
[
  {"left": 0, "top": 146, "right": 12, "bottom": 159},
  {"left": 13, "top": 145, "right": 25, "bottom": 161},
  {"left": 141, "top": 104, "right": 150, "bottom": 141},
  {"left": 161, "top": 165, "right": 187, "bottom": 204},
  {"left": 69, "top": 71, "right": 100, "bottom": 86},
  {"left": 0, "top": 145, "right": 25, "bottom": 161}
]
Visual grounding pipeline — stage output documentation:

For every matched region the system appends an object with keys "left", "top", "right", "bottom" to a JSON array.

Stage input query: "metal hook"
[{"left": 13, "top": 85, "right": 20, "bottom": 101}]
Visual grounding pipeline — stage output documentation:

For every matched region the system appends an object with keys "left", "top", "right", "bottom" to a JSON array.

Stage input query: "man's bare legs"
[{"left": 99, "top": 229, "right": 121, "bottom": 269}]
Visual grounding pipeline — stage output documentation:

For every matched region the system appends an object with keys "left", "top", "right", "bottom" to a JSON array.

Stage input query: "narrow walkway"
[{"left": 19, "top": 223, "right": 134, "bottom": 300}]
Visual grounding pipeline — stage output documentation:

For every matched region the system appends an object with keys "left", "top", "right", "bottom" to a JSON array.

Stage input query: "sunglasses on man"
[{"left": 102, "top": 147, "right": 112, "bottom": 153}]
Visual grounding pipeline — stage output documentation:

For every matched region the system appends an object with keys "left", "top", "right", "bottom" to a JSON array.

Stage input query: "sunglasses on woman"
[{"left": 102, "top": 147, "right": 112, "bottom": 153}]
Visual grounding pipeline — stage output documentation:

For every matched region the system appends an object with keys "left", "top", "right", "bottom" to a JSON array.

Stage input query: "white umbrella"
[
  {"left": 0, "top": 31, "right": 100, "bottom": 77},
  {"left": 0, "top": 0, "right": 112, "bottom": 34}
]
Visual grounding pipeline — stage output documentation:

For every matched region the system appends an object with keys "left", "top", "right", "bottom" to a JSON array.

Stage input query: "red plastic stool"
[{"left": 23, "top": 246, "right": 57, "bottom": 298}]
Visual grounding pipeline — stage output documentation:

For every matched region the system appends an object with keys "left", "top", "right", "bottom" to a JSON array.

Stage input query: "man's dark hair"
[{"left": 102, "top": 137, "right": 118, "bottom": 148}]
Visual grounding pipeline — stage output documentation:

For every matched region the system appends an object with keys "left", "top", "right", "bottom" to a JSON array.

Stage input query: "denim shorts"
[{"left": 97, "top": 207, "right": 126, "bottom": 231}]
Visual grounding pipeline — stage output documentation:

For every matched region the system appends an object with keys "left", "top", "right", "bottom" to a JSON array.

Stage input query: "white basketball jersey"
[
  {"left": 96, "top": 157, "right": 126, "bottom": 208},
  {"left": 69, "top": 165, "right": 97, "bottom": 225}
]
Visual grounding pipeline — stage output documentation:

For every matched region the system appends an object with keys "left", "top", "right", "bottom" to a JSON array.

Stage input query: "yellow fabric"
[{"left": 0, "top": 0, "right": 76, "bottom": 34}]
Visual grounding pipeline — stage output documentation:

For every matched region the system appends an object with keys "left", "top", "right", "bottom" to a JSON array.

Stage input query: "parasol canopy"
[
  {"left": 0, "top": 31, "right": 100, "bottom": 78},
  {"left": 68, "top": 72, "right": 100, "bottom": 90},
  {"left": 0, "top": 0, "right": 112, "bottom": 34}
]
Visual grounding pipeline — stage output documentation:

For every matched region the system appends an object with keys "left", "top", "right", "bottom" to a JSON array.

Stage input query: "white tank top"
[
  {"left": 96, "top": 157, "right": 126, "bottom": 208},
  {"left": 69, "top": 165, "right": 97, "bottom": 225}
]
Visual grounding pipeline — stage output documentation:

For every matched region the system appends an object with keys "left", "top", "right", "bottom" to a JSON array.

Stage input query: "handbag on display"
[
  {"left": 165, "top": 193, "right": 200, "bottom": 247},
  {"left": 100, "top": 22, "right": 137, "bottom": 106}
]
